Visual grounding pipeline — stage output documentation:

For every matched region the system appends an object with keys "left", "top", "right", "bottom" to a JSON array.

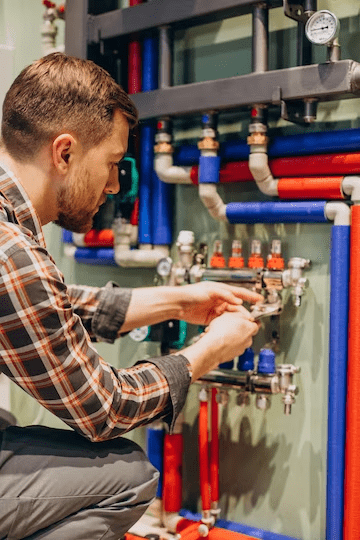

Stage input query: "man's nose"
[{"left": 105, "top": 166, "right": 120, "bottom": 195}]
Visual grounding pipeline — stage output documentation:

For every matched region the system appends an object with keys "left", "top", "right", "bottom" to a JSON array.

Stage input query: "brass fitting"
[
  {"left": 247, "top": 132, "right": 269, "bottom": 146},
  {"left": 198, "top": 137, "right": 220, "bottom": 151},
  {"left": 154, "top": 142, "right": 173, "bottom": 154}
]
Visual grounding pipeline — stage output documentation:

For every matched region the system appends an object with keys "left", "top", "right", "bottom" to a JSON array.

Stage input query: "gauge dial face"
[
  {"left": 157, "top": 257, "right": 173, "bottom": 277},
  {"left": 305, "top": 10, "right": 339, "bottom": 45},
  {"left": 129, "top": 326, "right": 149, "bottom": 342}
]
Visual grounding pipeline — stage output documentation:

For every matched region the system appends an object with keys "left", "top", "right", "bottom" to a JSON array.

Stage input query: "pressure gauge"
[
  {"left": 305, "top": 10, "right": 339, "bottom": 45},
  {"left": 156, "top": 257, "right": 173, "bottom": 278},
  {"left": 129, "top": 326, "right": 149, "bottom": 342}
]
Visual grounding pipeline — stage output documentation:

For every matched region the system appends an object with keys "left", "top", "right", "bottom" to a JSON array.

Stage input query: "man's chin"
[{"left": 53, "top": 217, "right": 93, "bottom": 234}]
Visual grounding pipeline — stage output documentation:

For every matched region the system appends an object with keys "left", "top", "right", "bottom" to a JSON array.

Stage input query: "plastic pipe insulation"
[
  {"left": 226, "top": 201, "right": 328, "bottom": 224},
  {"left": 344, "top": 203, "right": 360, "bottom": 539},
  {"left": 174, "top": 127, "right": 360, "bottom": 166},
  {"left": 325, "top": 204, "right": 350, "bottom": 540},
  {"left": 210, "top": 388, "right": 219, "bottom": 513},
  {"left": 74, "top": 248, "right": 117, "bottom": 266},
  {"left": 142, "top": 36, "right": 173, "bottom": 246},
  {"left": 199, "top": 394, "right": 211, "bottom": 515},
  {"left": 163, "top": 433, "right": 183, "bottom": 513},
  {"left": 146, "top": 424, "right": 165, "bottom": 499}
]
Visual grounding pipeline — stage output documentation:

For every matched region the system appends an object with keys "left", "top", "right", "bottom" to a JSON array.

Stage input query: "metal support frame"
[
  {"left": 130, "top": 60, "right": 360, "bottom": 120},
  {"left": 65, "top": 0, "right": 89, "bottom": 58},
  {"left": 86, "top": 0, "right": 283, "bottom": 42}
]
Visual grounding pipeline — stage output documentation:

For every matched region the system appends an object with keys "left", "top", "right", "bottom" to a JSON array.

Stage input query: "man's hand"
[
  {"left": 178, "top": 282, "right": 263, "bottom": 326},
  {"left": 177, "top": 309, "right": 260, "bottom": 381}
]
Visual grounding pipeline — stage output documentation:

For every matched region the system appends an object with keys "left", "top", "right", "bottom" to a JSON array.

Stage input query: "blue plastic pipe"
[
  {"left": 142, "top": 36, "right": 172, "bottom": 245},
  {"left": 173, "top": 127, "right": 360, "bottom": 166},
  {"left": 74, "top": 248, "right": 117, "bottom": 266},
  {"left": 179, "top": 510, "right": 300, "bottom": 540},
  {"left": 226, "top": 201, "right": 328, "bottom": 224},
  {"left": 139, "top": 123, "right": 154, "bottom": 244},
  {"left": 199, "top": 155, "right": 221, "bottom": 183},
  {"left": 146, "top": 426, "right": 164, "bottom": 498},
  {"left": 326, "top": 225, "right": 350, "bottom": 540},
  {"left": 61, "top": 229, "right": 73, "bottom": 244}
]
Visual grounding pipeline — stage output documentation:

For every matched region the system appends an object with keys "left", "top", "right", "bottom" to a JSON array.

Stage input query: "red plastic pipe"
[
  {"left": 174, "top": 521, "right": 259, "bottom": 540},
  {"left": 190, "top": 152, "right": 360, "bottom": 185},
  {"left": 84, "top": 229, "right": 114, "bottom": 247},
  {"left": 210, "top": 388, "right": 219, "bottom": 506},
  {"left": 128, "top": 0, "right": 143, "bottom": 94},
  {"left": 199, "top": 398, "right": 211, "bottom": 512},
  {"left": 343, "top": 205, "right": 360, "bottom": 539},
  {"left": 163, "top": 433, "right": 183, "bottom": 513},
  {"left": 277, "top": 177, "right": 344, "bottom": 200}
]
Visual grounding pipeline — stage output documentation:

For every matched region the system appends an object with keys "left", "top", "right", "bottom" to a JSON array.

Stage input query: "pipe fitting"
[
  {"left": 342, "top": 175, "right": 360, "bottom": 203},
  {"left": 154, "top": 154, "right": 192, "bottom": 184},
  {"left": 248, "top": 150, "right": 278, "bottom": 196},
  {"left": 325, "top": 202, "right": 351, "bottom": 225},
  {"left": 198, "top": 184, "right": 227, "bottom": 221}
]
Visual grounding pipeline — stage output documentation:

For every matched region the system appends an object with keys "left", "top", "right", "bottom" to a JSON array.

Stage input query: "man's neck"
[{"left": 0, "top": 149, "right": 58, "bottom": 226}]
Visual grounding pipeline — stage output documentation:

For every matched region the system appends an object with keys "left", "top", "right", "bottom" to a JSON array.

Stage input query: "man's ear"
[{"left": 52, "top": 134, "right": 78, "bottom": 174}]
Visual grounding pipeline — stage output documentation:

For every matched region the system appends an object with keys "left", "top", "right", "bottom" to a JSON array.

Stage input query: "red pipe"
[
  {"left": 210, "top": 388, "right": 219, "bottom": 506},
  {"left": 209, "top": 527, "right": 259, "bottom": 540},
  {"left": 163, "top": 433, "right": 183, "bottom": 513},
  {"left": 174, "top": 521, "right": 260, "bottom": 540},
  {"left": 199, "top": 398, "right": 211, "bottom": 512},
  {"left": 128, "top": 0, "right": 143, "bottom": 94},
  {"left": 84, "top": 229, "right": 114, "bottom": 247},
  {"left": 343, "top": 205, "right": 360, "bottom": 539},
  {"left": 190, "top": 152, "right": 360, "bottom": 185},
  {"left": 277, "top": 177, "right": 344, "bottom": 200}
]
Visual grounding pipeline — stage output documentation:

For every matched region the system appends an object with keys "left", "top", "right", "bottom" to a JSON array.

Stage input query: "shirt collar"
[{"left": 0, "top": 161, "right": 46, "bottom": 249}]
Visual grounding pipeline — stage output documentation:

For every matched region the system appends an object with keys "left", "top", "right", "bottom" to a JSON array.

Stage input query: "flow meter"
[{"left": 305, "top": 10, "right": 339, "bottom": 45}]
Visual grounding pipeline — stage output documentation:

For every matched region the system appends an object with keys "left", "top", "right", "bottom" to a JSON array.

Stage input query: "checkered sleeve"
[
  {"left": 0, "top": 239, "right": 191, "bottom": 441},
  {"left": 66, "top": 282, "right": 132, "bottom": 342}
]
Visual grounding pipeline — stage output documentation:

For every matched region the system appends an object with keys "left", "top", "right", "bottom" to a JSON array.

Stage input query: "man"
[{"left": 0, "top": 53, "right": 260, "bottom": 540}]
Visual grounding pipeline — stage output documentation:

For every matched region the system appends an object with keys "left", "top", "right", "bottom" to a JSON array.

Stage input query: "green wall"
[{"left": 2, "top": 1, "right": 360, "bottom": 538}]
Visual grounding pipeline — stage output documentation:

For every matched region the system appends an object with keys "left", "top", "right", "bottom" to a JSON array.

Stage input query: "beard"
[{"left": 54, "top": 166, "right": 100, "bottom": 233}]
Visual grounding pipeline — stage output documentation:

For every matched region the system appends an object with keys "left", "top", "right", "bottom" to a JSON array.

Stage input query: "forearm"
[{"left": 120, "top": 286, "right": 183, "bottom": 333}]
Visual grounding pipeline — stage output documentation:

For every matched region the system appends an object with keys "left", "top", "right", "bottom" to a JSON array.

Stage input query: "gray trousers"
[{"left": 0, "top": 425, "right": 159, "bottom": 540}]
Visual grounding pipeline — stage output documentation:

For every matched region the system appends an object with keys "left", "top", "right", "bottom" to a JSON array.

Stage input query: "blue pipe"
[
  {"left": 142, "top": 36, "right": 173, "bottom": 245},
  {"left": 178, "top": 510, "right": 300, "bottom": 540},
  {"left": 74, "top": 248, "right": 117, "bottom": 266},
  {"left": 139, "top": 123, "right": 154, "bottom": 244},
  {"left": 199, "top": 155, "right": 221, "bottom": 183},
  {"left": 173, "top": 127, "right": 360, "bottom": 166},
  {"left": 326, "top": 225, "right": 350, "bottom": 540},
  {"left": 61, "top": 229, "right": 73, "bottom": 244},
  {"left": 226, "top": 201, "right": 328, "bottom": 224},
  {"left": 146, "top": 426, "right": 164, "bottom": 498}
]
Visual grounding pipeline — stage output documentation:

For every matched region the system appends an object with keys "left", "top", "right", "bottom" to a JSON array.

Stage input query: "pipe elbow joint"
[
  {"left": 325, "top": 202, "right": 351, "bottom": 226},
  {"left": 199, "top": 183, "right": 228, "bottom": 222},
  {"left": 249, "top": 151, "right": 278, "bottom": 196},
  {"left": 154, "top": 154, "right": 192, "bottom": 184}
]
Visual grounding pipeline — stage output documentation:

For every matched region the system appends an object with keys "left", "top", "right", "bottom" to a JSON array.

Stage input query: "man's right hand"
[{"left": 177, "top": 308, "right": 259, "bottom": 382}]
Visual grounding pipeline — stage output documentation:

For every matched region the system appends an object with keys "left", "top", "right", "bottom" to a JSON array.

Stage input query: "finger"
[
  {"left": 224, "top": 285, "right": 263, "bottom": 304},
  {"left": 222, "top": 304, "right": 255, "bottom": 320}
]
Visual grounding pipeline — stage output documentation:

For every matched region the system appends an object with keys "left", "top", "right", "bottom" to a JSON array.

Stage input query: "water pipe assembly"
[{"left": 63, "top": 1, "right": 360, "bottom": 539}]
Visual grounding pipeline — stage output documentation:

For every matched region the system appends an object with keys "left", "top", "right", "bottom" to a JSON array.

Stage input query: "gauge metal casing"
[
  {"left": 156, "top": 257, "right": 173, "bottom": 278},
  {"left": 305, "top": 10, "right": 339, "bottom": 45}
]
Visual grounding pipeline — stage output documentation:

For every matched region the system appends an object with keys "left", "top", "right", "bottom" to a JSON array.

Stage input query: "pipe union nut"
[
  {"left": 154, "top": 142, "right": 173, "bottom": 154},
  {"left": 247, "top": 133, "right": 269, "bottom": 146}
]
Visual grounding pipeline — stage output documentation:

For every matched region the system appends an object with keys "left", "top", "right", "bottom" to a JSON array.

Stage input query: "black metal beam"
[
  {"left": 87, "top": 0, "right": 283, "bottom": 43},
  {"left": 129, "top": 60, "right": 360, "bottom": 120}
]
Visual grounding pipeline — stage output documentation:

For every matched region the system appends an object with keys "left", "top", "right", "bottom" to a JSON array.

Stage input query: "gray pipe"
[
  {"left": 159, "top": 25, "right": 172, "bottom": 89},
  {"left": 252, "top": 2, "right": 268, "bottom": 73}
]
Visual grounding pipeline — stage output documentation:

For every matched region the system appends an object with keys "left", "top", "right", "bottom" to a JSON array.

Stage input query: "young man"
[{"left": 0, "top": 53, "right": 260, "bottom": 540}]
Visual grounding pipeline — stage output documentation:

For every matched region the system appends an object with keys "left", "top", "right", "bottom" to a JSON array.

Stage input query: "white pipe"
[
  {"left": 72, "top": 233, "right": 86, "bottom": 247},
  {"left": 155, "top": 154, "right": 192, "bottom": 184},
  {"left": 325, "top": 202, "right": 351, "bottom": 226},
  {"left": 341, "top": 175, "right": 360, "bottom": 203},
  {"left": 249, "top": 145, "right": 279, "bottom": 196},
  {"left": 198, "top": 183, "right": 228, "bottom": 222}
]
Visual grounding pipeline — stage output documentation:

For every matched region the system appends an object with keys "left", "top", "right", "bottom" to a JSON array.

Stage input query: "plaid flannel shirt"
[{"left": 0, "top": 162, "right": 191, "bottom": 441}]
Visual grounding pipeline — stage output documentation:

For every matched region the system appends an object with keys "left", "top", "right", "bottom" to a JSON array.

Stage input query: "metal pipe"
[
  {"left": 252, "top": 3, "right": 268, "bottom": 73},
  {"left": 201, "top": 268, "right": 259, "bottom": 284},
  {"left": 159, "top": 26, "right": 172, "bottom": 89}
]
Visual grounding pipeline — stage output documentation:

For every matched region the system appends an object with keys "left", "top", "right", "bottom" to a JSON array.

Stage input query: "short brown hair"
[{"left": 1, "top": 53, "right": 138, "bottom": 162}]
